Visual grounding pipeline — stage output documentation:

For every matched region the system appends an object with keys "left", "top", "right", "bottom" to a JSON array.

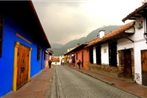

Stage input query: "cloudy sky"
[{"left": 32, "top": 0, "right": 142, "bottom": 45}]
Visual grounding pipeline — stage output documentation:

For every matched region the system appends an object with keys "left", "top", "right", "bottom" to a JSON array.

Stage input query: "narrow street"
[{"left": 50, "top": 65, "right": 139, "bottom": 98}]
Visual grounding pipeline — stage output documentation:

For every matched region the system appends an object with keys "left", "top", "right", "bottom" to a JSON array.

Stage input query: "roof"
[
  {"left": 64, "top": 22, "right": 134, "bottom": 55},
  {"left": 123, "top": 3, "right": 147, "bottom": 22},
  {"left": 86, "top": 22, "right": 135, "bottom": 47},
  {"left": 0, "top": 1, "right": 50, "bottom": 48},
  {"left": 64, "top": 44, "right": 87, "bottom": 55},
  {"left": 86, "top": 37, "right": 101, "bottom": 47}
]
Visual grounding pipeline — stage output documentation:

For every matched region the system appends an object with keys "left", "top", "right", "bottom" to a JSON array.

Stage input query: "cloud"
[
  {"left": 33, "top": 0, "right": 142, "bottom": 45},
  {"left": 33, "top": 2, "right": 93, "bottom": 44}
]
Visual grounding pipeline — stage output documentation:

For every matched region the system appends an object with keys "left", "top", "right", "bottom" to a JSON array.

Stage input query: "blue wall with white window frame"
[{"left": 0, "top": 17, "right": 45, "bottom": 97}]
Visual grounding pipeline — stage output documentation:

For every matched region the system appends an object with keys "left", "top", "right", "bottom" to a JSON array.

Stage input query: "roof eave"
[
  {"left": 64, "top": 44, "right": 87, "bottom": 55},
  {"left": 122, "top": 3, "right": 147, "bottom": 22}
]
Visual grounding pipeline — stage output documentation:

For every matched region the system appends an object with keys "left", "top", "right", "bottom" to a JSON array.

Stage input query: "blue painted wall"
[{"left": 0, "top": 18, "right": 45, "bottom": 97}]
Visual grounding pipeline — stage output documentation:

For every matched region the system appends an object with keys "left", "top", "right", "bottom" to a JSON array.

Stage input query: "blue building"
[{"left": 0, "top": 1, "right": 51, "bottom": 97}]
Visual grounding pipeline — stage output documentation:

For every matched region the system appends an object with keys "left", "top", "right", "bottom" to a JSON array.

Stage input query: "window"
[
  {"left": 37, "top": 47, "right": 41, "bottom": 60},
  {"left": 0, "top": 16, "right": 3, "bottom": 58}
]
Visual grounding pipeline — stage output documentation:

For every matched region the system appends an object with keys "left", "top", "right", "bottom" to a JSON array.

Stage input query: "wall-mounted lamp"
[{"left": 144, "top": 32, "right": 147, "bottom": 43}]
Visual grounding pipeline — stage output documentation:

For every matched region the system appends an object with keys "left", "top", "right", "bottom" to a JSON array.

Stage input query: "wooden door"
[
  {"left": 141, "top": 50, "right": 147, "bottom": 86},
  {"left": 123, "top": 49, "right": 132, "bottom": 78},
  {"left": 17, "top": 44, "right": 29, "bottom": 89}
]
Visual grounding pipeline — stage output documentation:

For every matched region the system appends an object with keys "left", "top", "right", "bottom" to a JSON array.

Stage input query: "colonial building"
[
  {"left": 64, "top": 2, "right": 147, "bottom": 87},
  {"left": 87, "top": 22, "right": 134, "bottom": 69},
  {"left": 123, "top": 2, "right": 147, "bottom": 86},
  {"left": 64, "top": 43, "right": 90, "bottom": 70},
  {"left": 65, "top": 22, "right": 135, "bottom": 71},
  {"left": 0, "top": 1, "right": 50, "bottom": 97}
]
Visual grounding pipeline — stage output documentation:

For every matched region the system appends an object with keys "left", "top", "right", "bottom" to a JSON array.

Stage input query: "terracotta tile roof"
[
  {"left": 86, "top": 37, "right": 101, "bottom": 47},
  {"left": 65, "top": 22, "right": 135, "bottom": 54},
  {"left": 64, "top": 43, "right": 87, "bottom": 55},
  {"left": 123, "top": 3, "right": 147, "bottom": 22},
  {"left": 86, "top": 22, "right": 135, "bottom": 47}
]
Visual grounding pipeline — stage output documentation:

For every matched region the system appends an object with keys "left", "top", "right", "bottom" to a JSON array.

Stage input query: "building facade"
[
  {"left": 0, "top": 1, "right": 50, "bottom": 97},
  {"left": 123, "top": 2, "right": 147, "bottom": 85}
]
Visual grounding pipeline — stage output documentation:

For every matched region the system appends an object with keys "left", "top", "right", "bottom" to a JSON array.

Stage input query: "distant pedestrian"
[
  {"left": 48, "top": 60, "right": 52, "bottom": 68},
  {"left": 77, "top": 59, "right": 81, "bottom": 69}
]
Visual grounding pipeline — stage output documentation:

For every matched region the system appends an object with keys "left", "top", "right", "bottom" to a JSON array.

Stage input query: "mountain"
[
  {"left": 86, "top": 25, "right": 120, "bottom": 41},
  {"left": 52, "top": 25, "right": 120, "bottom": 56},
  {"left": 51, "top": 43, "right": 63, "bottom": 48}
]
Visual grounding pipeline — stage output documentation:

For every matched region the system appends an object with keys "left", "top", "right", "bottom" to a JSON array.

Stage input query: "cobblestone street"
[{"left": 51, "top": 65, "right": 140, "bottom": 98}]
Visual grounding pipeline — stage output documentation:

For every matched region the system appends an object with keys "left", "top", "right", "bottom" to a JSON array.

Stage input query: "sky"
[{"left": 32, "top": 0, "right": 142, "bottom": 45}]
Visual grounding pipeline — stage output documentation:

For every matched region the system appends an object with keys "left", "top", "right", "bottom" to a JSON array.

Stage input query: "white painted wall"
[
  {"left": 133, "top": 19, "right": 147, "bottom": 84},
  {"left": 117, "top": 39, "right": 134, "bottom": 51},
  {"left": 93, "top": 47, "right": 97, "bottom": 64},
  {"left": 101, "top": 43, "right": 109, "bottom": 65},
  {"left": 133, "top": 19, "right": 146, "bottom": 84},
  {"left": 134, "top": 41, "right": 147, "bottom": 84}
]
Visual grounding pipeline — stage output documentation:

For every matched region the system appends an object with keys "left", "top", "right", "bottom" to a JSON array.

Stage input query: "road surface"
[{"left": 50, "top": 65, "right": 139, "bottom": 98}]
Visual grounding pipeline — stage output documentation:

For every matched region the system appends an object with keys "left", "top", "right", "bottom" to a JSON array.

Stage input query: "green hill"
[{"left": 52, "top": 25, "right": 120, "bottom": 56}]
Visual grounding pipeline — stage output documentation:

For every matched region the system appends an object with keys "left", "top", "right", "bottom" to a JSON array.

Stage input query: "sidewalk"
[
  {"left": 3, "top": 68, "right": 53, "bottom": 98},
  {"left": 70, "top": 66, "right": 147, "bottom": 98}
]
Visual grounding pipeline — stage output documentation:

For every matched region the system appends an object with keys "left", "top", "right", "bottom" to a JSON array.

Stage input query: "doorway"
[
  {"left": 109, "top": 41, "right": 117, "bottom": 67},
  {"left": 13, "top": 42, "right": 31, "bottom": 91},
  {"left": 141, "top": 50, "right": 147, "bottom": 86},
  {"left": 119, "top": 49, "right": 134, "bottom": 78},
  {"left": 16, "top": 44, "right": 30, "bottom": 89}
]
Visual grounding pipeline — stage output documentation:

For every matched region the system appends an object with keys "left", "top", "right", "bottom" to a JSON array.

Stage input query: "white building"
[
  {"left": 122, "top": 3, "right": 147, "bottom": 85},
  {"left": 89, "top": 2, "right": 147, "bottom": 86},
  {"left": 88, "top": 22, "right": 134, "bottom": 68}
]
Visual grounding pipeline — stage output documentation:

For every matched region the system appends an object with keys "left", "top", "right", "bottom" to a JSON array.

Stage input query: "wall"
[
  {"left": 75, "top": 49, "right": 89, "bottom": 69},
  {"left": 101, "top": 43, "right": 109, "bottom": 65},
  {"left": 0, "top": 18, "right": 45, "bottom": 97},
  {"left": 83, "top": 48, "right": 90, "bottom": 70},
  {"left": 133, "top": 19, "right": 147, "bottom": 84},
  {"left": 76, "top": 50, "right": 82, "bottom": 64},
  {"left": 117, "top": 39, "right": 134, "bottom": 51}
]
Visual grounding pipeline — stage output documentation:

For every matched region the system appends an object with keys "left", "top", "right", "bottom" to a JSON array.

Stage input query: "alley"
[{"left": 51, "top": 65, "right": 139, "bottom": 98}]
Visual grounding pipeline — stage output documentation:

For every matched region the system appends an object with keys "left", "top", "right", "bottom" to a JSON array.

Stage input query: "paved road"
[{"left": 50, "top": 65, "right": 140, "bottom": 98}]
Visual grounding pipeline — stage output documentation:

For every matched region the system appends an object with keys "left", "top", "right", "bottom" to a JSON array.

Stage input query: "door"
[
  {"left": 17, "top": 44, "right": 30, "bottom": 89},
  {"left": 123, "top": 49, "right": 132, "bottom": 78},
  {"left": 141, "top": 50, "right": 147, "bottom": 86}
]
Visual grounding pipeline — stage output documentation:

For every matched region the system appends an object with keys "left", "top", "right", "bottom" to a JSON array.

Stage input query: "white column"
[{"left": 93, "top": 47, "right": 97, "bottom": 64}]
